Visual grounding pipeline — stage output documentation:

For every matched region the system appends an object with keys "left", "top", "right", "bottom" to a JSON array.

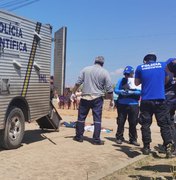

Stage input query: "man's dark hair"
[
  {"left": 143, "top": 54, "right": 157, "bottom": 63},
  {"left": 94, "top": 56, "right": 104, "bottom": 66},
  {"left": 167, "top": 59, "right": 176, "bottom": 76}
]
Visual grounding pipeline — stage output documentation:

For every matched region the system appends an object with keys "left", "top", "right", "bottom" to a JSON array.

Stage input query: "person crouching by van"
[{"left": 114, "top": 66, "right": 141, "bottom": 146}]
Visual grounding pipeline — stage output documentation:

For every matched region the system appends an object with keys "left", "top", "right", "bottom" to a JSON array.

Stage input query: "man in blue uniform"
[
  {"left": 71, "top": 56, "right": 114, "bottom": 145},
  {"left": 135, "top": 54, "right": 174, "bottom": 158},
  {"left": 114, "top": 66, "right": 141, "bottom": 146}
]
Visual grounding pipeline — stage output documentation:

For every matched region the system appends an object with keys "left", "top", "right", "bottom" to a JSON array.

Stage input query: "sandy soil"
[{"left": 0, "top": 100, "right": 176, "bottom": 180}]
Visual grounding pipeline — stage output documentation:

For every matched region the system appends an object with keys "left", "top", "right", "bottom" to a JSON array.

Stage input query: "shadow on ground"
[
  {"left": 64, "top": 135, "right": 95, "bottom": 144},
  {"left": 22, "top": 129, "right": 57, "bottom": 145},
  {"left": 129, "top": 175, "right": 172, "bottom": 180},
  {"left": 105, "top": 136, "right": 141, "bottom": 158}
]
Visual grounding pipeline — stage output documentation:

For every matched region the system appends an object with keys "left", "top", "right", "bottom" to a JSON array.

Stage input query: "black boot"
[{"left": 142, "top": 144, "right": 150, "bottom": 155}]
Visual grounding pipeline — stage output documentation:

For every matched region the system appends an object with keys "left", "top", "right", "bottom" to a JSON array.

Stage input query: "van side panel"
[{"left": 0, "top": 11, "right": 52, "bottom": 129}]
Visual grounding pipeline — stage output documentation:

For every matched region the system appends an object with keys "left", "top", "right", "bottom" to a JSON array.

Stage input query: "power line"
[
  {"left": 0, "top": 0, "right": 9, "bottom": 3},
  {"left": 0, "top": 0, "right": 27, "bottom": 8},
  {"left": 0, "top": 0, "right": 40, "bottom": 11},
  {"left": 9, "top": 0, "right": 40, "bottom": 11},
  {"left": 69, "top": 32, "right": 176, "bottom": 42}
]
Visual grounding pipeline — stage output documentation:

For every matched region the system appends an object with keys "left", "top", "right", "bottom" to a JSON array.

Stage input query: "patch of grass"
[{"left": 102, "top": 155, "right": 176, "bottom": 180}]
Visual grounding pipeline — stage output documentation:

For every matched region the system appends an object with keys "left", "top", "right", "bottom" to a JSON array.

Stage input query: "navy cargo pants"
[
  {"left": 75, "top": 97, "right": 103, "bottom": 142},
  {"left": 139, "top": 100, "right": 173, "bottom": 147}
]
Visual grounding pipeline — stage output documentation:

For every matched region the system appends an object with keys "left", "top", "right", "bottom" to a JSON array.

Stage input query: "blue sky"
[{"left": 3, "top": 0, "right": 176, "bottom": 86}]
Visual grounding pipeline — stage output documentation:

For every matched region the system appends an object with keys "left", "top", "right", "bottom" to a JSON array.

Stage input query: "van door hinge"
[{"left": 0, "top": 78, "right": 10, "bottom": 95}]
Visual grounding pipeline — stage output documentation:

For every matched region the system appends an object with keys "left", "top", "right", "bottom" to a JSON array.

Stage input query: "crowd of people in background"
[{"left": 52, "top": 87, "right": 82, "bottom": 110}]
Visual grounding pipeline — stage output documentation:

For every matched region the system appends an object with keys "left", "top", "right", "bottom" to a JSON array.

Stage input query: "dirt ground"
[
  {"left": 0, "top": 100, "right": 176, "bottom": 180},
  {"left": 58, "top": 102, "right": 176, "bottom": 180}
]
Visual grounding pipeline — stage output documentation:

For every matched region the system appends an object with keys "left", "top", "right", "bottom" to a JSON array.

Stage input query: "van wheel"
[{"left": 2, "top": 107, "right": 25, "bottom": 149}]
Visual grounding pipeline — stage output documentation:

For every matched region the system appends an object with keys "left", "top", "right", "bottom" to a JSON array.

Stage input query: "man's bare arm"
[
  {"left": 72, "top": 84, "right": 80, "bottom": 94},
  {"left": 135, "top": 78, "right": 141, "bottom": 86},
  {"left": 106, "top": 92, "right": 114, "bottom": 107}
]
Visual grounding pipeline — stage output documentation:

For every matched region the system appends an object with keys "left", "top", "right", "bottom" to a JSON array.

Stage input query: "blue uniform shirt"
[{"left": 135, "top": 61, "right": 167, "bottom": 100}]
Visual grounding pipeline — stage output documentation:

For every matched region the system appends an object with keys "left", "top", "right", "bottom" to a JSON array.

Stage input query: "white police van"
[{"left": 0, "top": 10, "right": 66, "bottom": 149}]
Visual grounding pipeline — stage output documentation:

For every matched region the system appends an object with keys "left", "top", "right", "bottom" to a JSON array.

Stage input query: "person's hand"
[
  {"left": 109, "top": 100, "right": 114, "bottom": 108},
  {"left": 120, "top": 90, "right": 128, "bottom": 95}
]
